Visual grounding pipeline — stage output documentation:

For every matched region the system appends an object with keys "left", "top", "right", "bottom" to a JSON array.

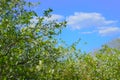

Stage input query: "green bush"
[{"left": 0, "top": 0, "right": 120, "bottom": 79}]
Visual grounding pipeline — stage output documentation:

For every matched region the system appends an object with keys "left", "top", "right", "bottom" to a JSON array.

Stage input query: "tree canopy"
[
  {"left": 0, "top": 0, "right": 68, "bottom": 79},
  {"left": 0, "top": 0, "right": 120, "bottom": 80}
]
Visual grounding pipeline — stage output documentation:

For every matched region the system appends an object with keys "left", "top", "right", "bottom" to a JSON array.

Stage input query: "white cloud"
[
  {"left": 67, "top": 12, "right": 116, "bottom": 30},
  {"left": 98, "top": 27, "right": 120, "bottom": 36},
  {"left": 81, "top": 27, "right": 120, "bottom": 36},
  {"left": 30, "top": 12, "right": 120, "bottom": 36},
  {"left": 30, "top": 17, "right": 39, "bottom": 23},
  {"left": 66, "top": 12, "right": 120, "bottom": 36},
  {"left": 81, "top": 30, "right": 97, "bottom": 34},
  {"left": 31, "top": 14, "right": 64, "bottom": 23},
  {"left": 45, "top": 14, "right": 64, "bottom": 21}
]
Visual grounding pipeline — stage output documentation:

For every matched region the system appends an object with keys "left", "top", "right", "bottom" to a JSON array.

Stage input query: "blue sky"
[{"left": 30, "top": 0, "right": 120, "bottom": 52}]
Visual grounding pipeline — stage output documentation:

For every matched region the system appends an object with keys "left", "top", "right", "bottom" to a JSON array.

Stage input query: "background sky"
[{"left": 30, "top": 0, "right": 120, "bottom": 52}]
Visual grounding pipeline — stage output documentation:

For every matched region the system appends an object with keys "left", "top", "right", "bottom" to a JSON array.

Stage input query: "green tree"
[
  {"left": 1, "top": 0, "right": 120, "bottom": 80},
  {"left": 0, "top": 0, "right": 67, "bottom": 79}
]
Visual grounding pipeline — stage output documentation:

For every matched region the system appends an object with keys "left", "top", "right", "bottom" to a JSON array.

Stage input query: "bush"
[{"left": 0, "top": 0, "right": 120, "bottom": 79}]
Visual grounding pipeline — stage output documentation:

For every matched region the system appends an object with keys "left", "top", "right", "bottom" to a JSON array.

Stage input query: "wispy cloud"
[
  {"left": 67, "top": 12, "right": 116, "bottom": 29},
  {"left": 31, "top": 14, "right": 64, "bottom": 23},
  {"left": 31, "top": 12, "right": 120, "bottom": 36},
  {"left": 81, "top": 30, "right": 97, "bottom": 34},
  {"left": 45, "top": 14, "right": 64, "bottom": 21},
  {"left": 66, "top": 12, "right": 120, "bottom": 36},
  {"left": 98, "top": 27, "right": 120, "bottom": 36}
]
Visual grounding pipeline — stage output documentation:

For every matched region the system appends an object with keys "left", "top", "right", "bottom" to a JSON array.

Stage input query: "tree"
[
  {"left": 0, "top": 0, "right": 68, "bottom": 79},
  {"left": 1, "top": 0, "right": 120, "bottom": 80}
]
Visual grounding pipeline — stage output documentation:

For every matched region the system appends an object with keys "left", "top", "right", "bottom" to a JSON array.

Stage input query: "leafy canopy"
[
  {"left": 1, "top": 0, "right": 120, "bottom": 80},
  {"left": 0, "top": 0, "right": 68, "bottom": 79}
]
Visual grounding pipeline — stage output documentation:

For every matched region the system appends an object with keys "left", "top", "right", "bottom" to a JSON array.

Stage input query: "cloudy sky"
[{"left": 31, "top": 0, "right": 120, "bottom": 52}]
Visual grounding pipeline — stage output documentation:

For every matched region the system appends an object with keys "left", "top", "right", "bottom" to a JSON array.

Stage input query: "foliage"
[
  {"left": 0, "top": 0, "right": 120, "bottom": 80},
  {"left": 0, "top": 0, "right": 67, "bottom": 79}
]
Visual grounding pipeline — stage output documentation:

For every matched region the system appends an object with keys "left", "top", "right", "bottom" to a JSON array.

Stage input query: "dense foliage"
[{"left": 0, "top": 0, "right": 120, "bottom": 79}]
